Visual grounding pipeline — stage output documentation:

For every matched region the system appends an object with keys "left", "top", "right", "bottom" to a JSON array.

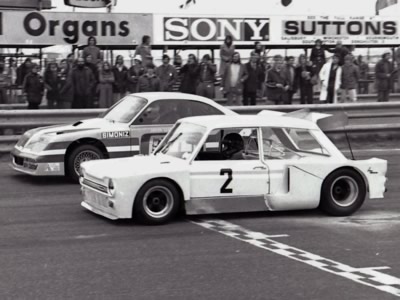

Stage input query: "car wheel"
[
  {"left": 134, "top": 179, "right": 181, "bottom": 225},
  {"left": 320, "top": 169, "right": 366, "bottom": 216},
  {"left": 67, "top": 144, "right": 104, "bottom": 182}
]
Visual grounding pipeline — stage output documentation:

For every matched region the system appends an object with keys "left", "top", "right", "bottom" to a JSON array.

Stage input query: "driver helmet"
[{"left": 221, "top": 133, "right": 244, "bottom": 158}]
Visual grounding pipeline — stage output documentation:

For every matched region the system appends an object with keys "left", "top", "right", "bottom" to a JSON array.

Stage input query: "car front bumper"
[{"left": 80, "top": 186, "right": 119, "bottom": 220}]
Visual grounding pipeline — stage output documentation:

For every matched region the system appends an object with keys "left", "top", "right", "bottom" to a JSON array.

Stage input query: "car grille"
[{"left": 82, "top": 178, "right": 109, "bottom": 194}]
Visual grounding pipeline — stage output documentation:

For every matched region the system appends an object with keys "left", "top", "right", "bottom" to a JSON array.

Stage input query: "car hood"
[{"left": 81, "top": 154, "right": 188, "bottom": 179}]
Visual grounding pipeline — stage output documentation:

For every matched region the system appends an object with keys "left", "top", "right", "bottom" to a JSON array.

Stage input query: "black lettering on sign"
[
  {"left": 82, "top": 20, "right": 98, "bottom": 36},
  {"left": 119, "top": 21, "right": 130, "bottom": 37},
  {"left": 24, "top": 12, "right": 46, "bottom": 36},
  {"left": 220, "top": 168, "right": 233, "bottom": 194},
  {"left": 63, "top": 20, "right": 79, "bottom": 44},
  {"left": 284, "top": 21, "right": 299, "bottom": 35}
]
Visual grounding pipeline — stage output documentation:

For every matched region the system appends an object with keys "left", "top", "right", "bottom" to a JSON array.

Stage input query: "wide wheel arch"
[{"left": 321, "top": 166, "right": 368, "bottom": 197}]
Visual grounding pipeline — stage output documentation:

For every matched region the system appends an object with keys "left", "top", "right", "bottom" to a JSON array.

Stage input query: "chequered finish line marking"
[{"left": 191, "top": 219, "right": 400, "bottom": 297}]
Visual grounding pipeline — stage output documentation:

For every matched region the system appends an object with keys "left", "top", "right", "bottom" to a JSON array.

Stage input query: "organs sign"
[{"left": 0, "top": 11, "right": 152, "bottom": 45}]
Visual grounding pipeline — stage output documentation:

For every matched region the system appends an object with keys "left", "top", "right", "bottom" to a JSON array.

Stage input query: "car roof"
[
  {"left": 130, "top": 92, "right": 236, "bottom": 115},
  {"left": 179, "top": 115, "right": 320, "bottom": 130}
]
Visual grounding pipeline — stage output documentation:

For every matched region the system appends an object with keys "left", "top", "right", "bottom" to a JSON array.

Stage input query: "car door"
[
  {"left": 187, "top": 127, "right": 270, "bottom": 215},
  {"left": 130, "top": 99, "right": 224, "bottom": 155}
]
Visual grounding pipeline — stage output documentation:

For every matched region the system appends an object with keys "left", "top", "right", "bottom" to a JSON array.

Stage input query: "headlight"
[{"left": 24, "top": 134, "right": 52, "bottom": 153}]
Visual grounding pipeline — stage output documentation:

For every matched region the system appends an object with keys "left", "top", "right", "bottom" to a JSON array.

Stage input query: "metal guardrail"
[{"left": 0, "top": 102, "right": 400, "bottom": 153}]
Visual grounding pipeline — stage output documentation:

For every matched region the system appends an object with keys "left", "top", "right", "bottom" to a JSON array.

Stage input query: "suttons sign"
[{"left": 162, "top": 17, "right": 269, "bottom": 44}]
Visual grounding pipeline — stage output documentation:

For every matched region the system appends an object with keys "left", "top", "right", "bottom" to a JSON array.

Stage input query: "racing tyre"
[
  {"left": 67, "top": 144, "right": 104, "bottom": 182},
  {"left": 320, "top": 169, "right": 366, "bottom": 216},
  {"left": 134, "top": 179, "right": 181, "bottom": 225}
]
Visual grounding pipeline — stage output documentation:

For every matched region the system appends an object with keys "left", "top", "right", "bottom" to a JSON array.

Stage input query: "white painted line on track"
[{"left": 191, "top": 219, "right": 400, "bottom": 297}]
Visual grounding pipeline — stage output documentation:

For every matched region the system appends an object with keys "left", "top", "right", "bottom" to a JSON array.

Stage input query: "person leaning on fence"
[
  {"left": 180, "top": 54, "right": 199, "bottom": 95},
  {"left": 196, "top": 54, "right": 216, "bottom": 99},
  {"left": 44, "top": 61, "right": 60, "bottom": 109},
  {"left": 58, "top": 59, "right": 74, "bottom": 109},
  {"left": 340, "top": 54, "right": 360, "bottom": 103},
  {"left": 295, "top": 54, "right": 315, "bottom": 105},
  {"left": 319, "top": 55, "right": 342, "bottom": 104},
  {"left": 138, "top": 64, "right": 160, "bottom": 92},
  {"left": 71, "top": 57, "right": 95, "bottom": 109},
  {"left": 23, "top": 63, "right": 44, "bottom": 110},
  {"left": 375, "top": 52, "right": 394, "bottom": 102},
  {"left": 98, "top": 61, "right": 115, "bottom": 108},
  {"left": 243, "top": 53, "right": 263, "bottom": 106},
  {"left": 127, "top": 55, "right": 145, "bottom": 93},
  {"left": 112, "top": 55, "right": 129, "bottom": 104},
  {"left": 155, "top": 54, "right": 177, "bottom": 92},
  {"left": 222, "top": 52, "right": 248, "bottom": 106},
  {"left": 265, "top": 54, "right": 289, "bottom": 105}
]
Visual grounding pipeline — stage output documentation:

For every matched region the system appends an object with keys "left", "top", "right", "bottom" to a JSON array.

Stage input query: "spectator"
[
  {"left": 44, "top": 62, "right": 60, "bottom": 109},
  {"left": 58, "top": 59, "right": 74, "bottom": 109},
  {"left": 219, "top": 35, "right": 235, "bottom": 77},
  {"left": 260, "top": 52, "right": 271, "bottom": 100},
  {"left": 112, "top": 55, "right": 129, "bottom": 103},
  {"left": 310, "top": 39, "right": 326, "bottom": 74},
  {"left": 138, "top": 64, "right": 160, "bottom": 92},
  {"left": 265, "top": 54, "right": 289, "bottom": 105},
  {"left": 375, "top": 52, "right": 394, "bottom": 102},
  {"left": 23, "top": 63, "right": 44, "bottom": 109},
  {"left": 85, "top": 54, "right": 98, "bottom": 79},
  {"left": 243, "top": 53, "right": 263, "bottom": 106},
  {"left": 16, "top": 58, "right": 32, "bottom": 86},
  {"left": 196, "top": 54, "right": 216, "bottom": 99},
  {"left": 85, "top": 54, "right": 99, "bottom": 107},
  {"left": 222, "top": 52, "right": 248, "bottom": 105},
  {"left": 319, "top": 55, "right": 342, "bottom": 103},
  {"left": 0, "top": 60, "right": 9, "bottom": 104},
  {"left": 327, "top": 41, "right": 349, "bottom": 66},
  {"left": 135, "top": 35, "right": 153, "bottom": 66},
  {"left": 180, "top": 54, "right": 199, "bottom": 95},
  {"left": 283, "top": 56, "right": 297, "bottom": 104},
  {"left": 127, "top": 55, "right": 145, "bottom": 93},
  {"left": 395, "top": 46, "right": 400, "bottom": 92},
  {"left": 98, "top": 61, "right": 115, "bottom": 108},
  {"left": 340, "top": 54, "right": 360, "bottom": 102},
  {"left": 82, "top": 36, "right": 102, "bottom": 65},
  {"left": 155, "top": 54, "right": 177, "bottom": 92},
  {"left": 67, "top": 53, "right": 75, "bottom": 70},
  {"left": 172, "top": 55, "right": 183, "bottom": 92},
  {"left": 250, "top": 42, "right": 263, "bottom": 63},
  {"left": 295, "top": 54, "right": 314, "bottom": 104},
  {"left": 71, "top": 57, "right": 95, "bottom": 108},
  {"left": 8, "top": 58, "right": 18, "bottom": 103},
  {"left": 357, "top": 55, "right": 369, "bottom": 94}
]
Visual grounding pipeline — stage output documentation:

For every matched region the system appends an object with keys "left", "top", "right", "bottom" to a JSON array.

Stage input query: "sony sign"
[
  {"left": 64, "top": 0, "right": 109, "bottom": 8},
  {"left": 163, "top": 17, "right": 269, "bottom": 43}
]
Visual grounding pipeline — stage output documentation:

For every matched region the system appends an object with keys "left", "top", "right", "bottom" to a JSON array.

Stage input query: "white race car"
[{"left": 80, "top": 112, "right": 387, "bottom": 224}]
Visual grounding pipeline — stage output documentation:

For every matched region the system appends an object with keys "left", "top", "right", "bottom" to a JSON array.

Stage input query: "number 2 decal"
[{"left": 220, "top": 168, "right": 233, "bottom": 193}]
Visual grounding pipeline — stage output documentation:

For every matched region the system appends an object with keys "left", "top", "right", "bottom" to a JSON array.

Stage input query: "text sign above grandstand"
[
  {"left": 0, "top": 11, "right": 152, "bottom": 45},
  {"left": 279, "top": 16, "right": 399, "bottom": 45},
  {"left": 154, "top": 15, "right": 269, "bottom": 45}
]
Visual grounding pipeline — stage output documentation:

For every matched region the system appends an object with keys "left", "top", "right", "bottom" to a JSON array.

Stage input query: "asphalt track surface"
[{"left": 1, "top": 146, "right": 400, "bottom": 300}]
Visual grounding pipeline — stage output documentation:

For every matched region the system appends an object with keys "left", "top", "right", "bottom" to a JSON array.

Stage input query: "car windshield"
[
  {"left": 102, "top": 96, "right": 148, "bottom": 123},
  {"left": 155, "top": 122, "right": 206, "bottom": 160}
]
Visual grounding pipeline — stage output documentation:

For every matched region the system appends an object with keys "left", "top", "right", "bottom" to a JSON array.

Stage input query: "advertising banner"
[{"left": 0, "top": 11, "right": 152, "bottom": 45}]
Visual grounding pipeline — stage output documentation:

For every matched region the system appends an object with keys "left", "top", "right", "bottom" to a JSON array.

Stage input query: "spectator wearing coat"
[
  {"left": 82, "top": 36, "right": 102, "bottom": 65},
  {"left": 340, "top": 54, "right": 360, "bottom": 102},
  {"left": 44, "top": 62, "right": 60, "bottom": 109},
  {"left": 295, "top": 54, "right": 315, "bottom": 104},
  {"left": 375, "top": 52, "right": 394, "bottom": 102},
  {"left": 172, "top": 55, "right": 183, "bottom": 92},
  {"left": 155, "top": 55, "right": 177, "bottom": 92},
  {"left": 243, "top": 53, "right": 264, "bottom": 105},
  {"left": 219, "top": 35, "right": 235, "bottom": 78},
  {"left": 283, "top": 56, "right": 297, "bottom": 105},
  {"left": 222, "top": 52, "right": 248, "bottom": 106},
  {"left": 180, "top": 54, "right": 199, "bottom": 95},
  {"left": 127, "top": 55, "right": 145, "bottom": 93},
  {"left": 326, "top": 41, "right": 349, "bottom": 66},
  {"left": 134, "top": 35, "right": 153, "bottom": 67},
  {"left": 319, "top": 55, "right": 342, "bottom": 103},
  {"left": 58, "top": 59, "right": 74, "bottom": 109},
  {"left": 196, "top": 54, "right": 216, "bottom": 99},
  {"left": 357, "top": 55, "right": 369, "bottom": 94},
  {"left": 16, "top": 58, "right": 32, "bottom": 87},
  {"left": 138, "top": 64, "right": 160, "bottom": 92},
  {"left": 265, "top": 55, "right": 289, "bottom": 105},
  {"left": 112, "top": 55, "right": 129, "bottom": 103},
  {"left": 98, "top": 61, "right": 115, "bottom": 108},
  {"left": 23, "top": 63, "right": 44, "bottom": 109},
  {"left": 71, "top": 57, "right": 95, "bottom": 108},
  {"left": 310, "top": 39, "right": 326, "bottom": 74}
]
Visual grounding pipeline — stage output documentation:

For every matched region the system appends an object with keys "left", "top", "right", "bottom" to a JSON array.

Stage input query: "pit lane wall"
[{"left": 1, "top": 102, "right": 400, "bottom": 153}]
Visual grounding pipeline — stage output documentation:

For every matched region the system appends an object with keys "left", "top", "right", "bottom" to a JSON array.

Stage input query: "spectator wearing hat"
[
  {"left": 375, "top": 52, "right": 394, "bottom": 102},
  {"left": 340, "top": 54, "right": 360, "bottom": 102},
  {"left": 196, "top": 54, "right": 216, "bottom": 99},
  {"left": 127, "top": 55, "right": 145, "bottom": 93},
  {"left": 112, "top": 55, "right": 129, "bottom": 103},
  {"left": 222, "top": 52, "right": 248, "bottom": 105},
  {"left": 138, "top": 64, "right": 160, "bottom": 92},
  {"left": 135, "top": 35, "right": 153, "bottom": 67},
  {"left": 155, "top": 55, "right": 177, "bottom": 92},
  {"left": 265, "top": 55, "right": 289, "bottom": 105},
  {"left": 23, "top": 63, "right": 44, "bottom": 109},
  {"left": 319, "top": 55, "right": 342, "bottom": 103},
  {"left": 180, "top": 54, "right": 199, "bottom": 95}
]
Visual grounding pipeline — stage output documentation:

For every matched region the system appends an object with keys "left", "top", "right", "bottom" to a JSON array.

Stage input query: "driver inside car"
[{"left": 221, "top": 133, "right": 245, "bottom": 160}]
